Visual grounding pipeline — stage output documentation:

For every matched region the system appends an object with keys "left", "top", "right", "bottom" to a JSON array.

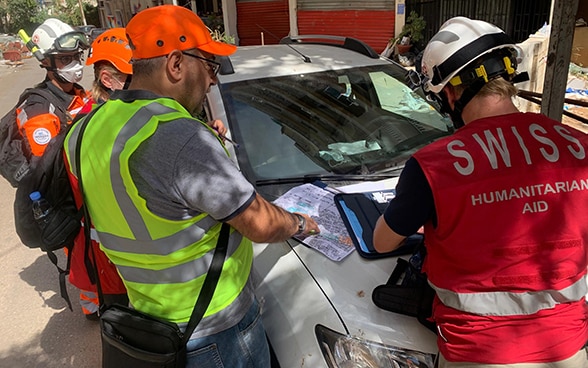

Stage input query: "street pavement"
[{"left": 0, "top": 57, "right": 101, "bottom": 367}]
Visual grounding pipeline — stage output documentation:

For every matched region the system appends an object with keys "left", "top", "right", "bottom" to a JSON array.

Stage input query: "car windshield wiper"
[{"left": 255, "top": 173, "right": 399, "bottom": 187}]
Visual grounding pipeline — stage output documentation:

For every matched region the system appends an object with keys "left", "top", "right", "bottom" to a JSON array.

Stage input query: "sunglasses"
[
  {"left": 182, "top": 51, "right": 221, "bottom": 76},
  {"left": 53, "top": 52, "right": 84, "bottom": 65},
  {"left": 53, "top": 31, "right": 90, "bottom": 53}
]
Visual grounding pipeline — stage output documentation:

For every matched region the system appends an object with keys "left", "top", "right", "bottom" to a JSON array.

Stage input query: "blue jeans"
[{"left": 185, "top": 298, "right": 270, "bottom": 368}]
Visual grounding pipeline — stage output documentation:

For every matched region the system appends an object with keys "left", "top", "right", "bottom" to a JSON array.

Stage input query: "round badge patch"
[{"left": 32, "top": 128, "right": 52, "bottom": 145}]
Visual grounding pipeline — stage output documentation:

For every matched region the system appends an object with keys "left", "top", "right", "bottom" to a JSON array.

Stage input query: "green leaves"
[
  {"left": 0, "top": 0, "right": 99, "bottom": 35},
  {"left": 399, "top": 11, "right": 426, "bottom": 45},
  {"left": 0, "top": 0, "right": 38, "bottom": 34}
]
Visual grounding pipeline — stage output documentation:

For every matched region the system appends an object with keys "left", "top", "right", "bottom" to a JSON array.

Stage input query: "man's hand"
[
  {"left": 208, "top": 119, "right": 227, "bottom": 137},
  {"left": 227, "top": 194, "right": 320, "bottom": 244}
]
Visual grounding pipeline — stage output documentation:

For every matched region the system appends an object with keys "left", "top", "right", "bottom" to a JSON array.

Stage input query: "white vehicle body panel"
[
  {"left": 207, "top": 42, "right": 440, "bottom": 368},
  {"left": 253, "top": 238, "right": 438, "bottom": 367}
]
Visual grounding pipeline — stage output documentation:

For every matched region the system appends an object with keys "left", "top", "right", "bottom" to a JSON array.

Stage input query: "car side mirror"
[
  {"left": 406, "top": 70, "right": 422, "bottom": 90},
  {"left": 218, "top": 56, "right": 234, "bottom": 75}
]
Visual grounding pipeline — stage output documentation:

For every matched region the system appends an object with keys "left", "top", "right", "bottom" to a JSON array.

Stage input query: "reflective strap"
[
  {"left": 116, "top": 230, "right": 243, "bottom": 284},
  {"left": 16, "top": 102, "right": 57, "bottom": 129},
  {"left": 430, "top": 274, "right": 587, "bottom": 316},
  {"left": 80, "top": 221, "right": 101, "bottom": 243},
  {"left": 66, "top": 116, "right": 84, "bottom": 177},
  {"left": 79, "top": 290, "right": 99, "bottom": 314},
  {"left": 97, "top": 215, "right": 217, "bottom": 255},
  {"left": 16, "top": 108, "right": 28, "bottom": 129},
  {"left": 90, "top": 228, "right": 100, "bottom": 243},
  {"left": 109, "top": 103, "right": 178, "bottom": 241}
]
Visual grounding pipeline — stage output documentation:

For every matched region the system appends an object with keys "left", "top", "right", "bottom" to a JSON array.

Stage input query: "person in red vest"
[
  {"left": 67, "top": 27, "right": 132, "bottom": 319},
  {"left": 373, "top": 16, "right": 588, "bottom": 367}
]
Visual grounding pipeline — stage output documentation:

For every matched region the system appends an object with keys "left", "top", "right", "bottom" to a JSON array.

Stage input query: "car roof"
[{"left": 217, "top": 42, "right": 394, "bottom": 84}]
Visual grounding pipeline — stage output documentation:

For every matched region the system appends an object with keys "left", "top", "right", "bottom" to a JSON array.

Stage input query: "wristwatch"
[{"left": 294, "top": 213, "right": 306, "bottom": 235}]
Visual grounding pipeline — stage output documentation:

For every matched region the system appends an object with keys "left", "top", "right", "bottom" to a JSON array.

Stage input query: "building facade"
[{"left": 98, "top": 0, "right": 555, "bottom": 54}]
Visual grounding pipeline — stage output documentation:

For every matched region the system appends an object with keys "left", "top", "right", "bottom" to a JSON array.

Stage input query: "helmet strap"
[
  {"left": 41, "top": 55, "right": 71, "bottom": 85},
  {"left": 444, "top": 78, "right": 486, "bottom": 130},
  {"left": 98, "top": 79, "right": 113, "bottom": 96},
  {"left": 98, "top": 74, "right": 132, "bottom": 95},
  {"left": 438, "top": 91, "right": 464, "bottom": 129},
  {"left": 122, "top": 75, "right": 132, "bottom": 90}
]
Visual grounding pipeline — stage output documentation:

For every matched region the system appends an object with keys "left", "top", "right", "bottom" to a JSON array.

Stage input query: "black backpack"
[
  {"left": 0, "top": 86, "right": 82, "bottom": 252},
  {"left": 0, "top": 87, "right": 67, "bottom": 187},
  {"left": 0, "top": 87, "right": 86, "bottom": 309},
  {"left": 13, "top": 125, "right": 81, "bottom": 252}
]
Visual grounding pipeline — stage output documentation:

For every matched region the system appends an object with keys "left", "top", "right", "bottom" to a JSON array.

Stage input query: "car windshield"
[{"left": 220, "top": 64, "right": 452, "bottom": 182}]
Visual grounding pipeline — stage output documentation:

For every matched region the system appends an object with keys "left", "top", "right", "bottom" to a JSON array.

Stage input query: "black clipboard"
[{"left": 334, "top": 190, "right": 419, "bottom": 259}]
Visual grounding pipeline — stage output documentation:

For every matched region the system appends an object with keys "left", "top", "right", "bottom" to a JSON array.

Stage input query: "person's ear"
[
  {"left": 165, "top": 50, "right": 183, "bottom": 83},
  {"left": 443, "top": 85, "right": 458, "bottom": 110},
  {"left": 99, "top": 69, "right": 114, "bottom": 89}
]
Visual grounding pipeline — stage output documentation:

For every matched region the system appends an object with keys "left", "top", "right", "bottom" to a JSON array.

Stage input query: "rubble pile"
[{"left": 0, "top": 34, "right": 29, "bottom": 64}]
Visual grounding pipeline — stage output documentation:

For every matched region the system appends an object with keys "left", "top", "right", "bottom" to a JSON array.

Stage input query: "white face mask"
[{"left": 57, "top": 60, "right": 84, "bottom": 83}]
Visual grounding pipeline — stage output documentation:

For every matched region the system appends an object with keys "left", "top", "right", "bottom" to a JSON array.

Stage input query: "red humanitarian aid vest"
[{"left": 413, "top": 112, "right": 588, "bottom": 364}]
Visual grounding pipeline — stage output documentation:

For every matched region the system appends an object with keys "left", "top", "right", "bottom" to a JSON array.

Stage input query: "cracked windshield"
[{"left": 220, "top": 65, "right": 453, "bottom": 180}]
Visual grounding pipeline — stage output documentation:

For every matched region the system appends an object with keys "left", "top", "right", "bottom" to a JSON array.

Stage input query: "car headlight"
[{"left": 316, "top": 325, "right": 435, "bottom": 368}]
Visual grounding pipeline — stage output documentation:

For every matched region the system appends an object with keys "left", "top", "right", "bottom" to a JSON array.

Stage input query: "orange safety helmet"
[{"left": 86, "top": 27, "right": 132, "bottom": 75}]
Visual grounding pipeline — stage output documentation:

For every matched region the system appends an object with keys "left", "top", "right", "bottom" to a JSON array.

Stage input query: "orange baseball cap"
[{"left": 126, "top": 5, "right": 236, "bottom": 60}]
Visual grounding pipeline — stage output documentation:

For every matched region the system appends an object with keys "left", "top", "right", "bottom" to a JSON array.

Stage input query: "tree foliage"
[
  {"left": 0, "top": 0, "right": 100, "bottom": 35},
  {"left": 84, "top": 3, "right": 100, "bottom": 27},
  {"left": 0, "top": 0, "right": 39, "bottom": 34}
]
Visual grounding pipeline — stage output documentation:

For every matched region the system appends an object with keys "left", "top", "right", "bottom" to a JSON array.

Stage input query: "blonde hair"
[
  {"left": 91, "top": 61, "right": 126, "bottom": 102},
  {"left": 453, "top": 76, "right": 518, "bottom": 100}
]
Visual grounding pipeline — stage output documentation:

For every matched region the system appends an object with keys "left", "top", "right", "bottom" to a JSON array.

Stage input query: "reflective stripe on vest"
[
  {"left": 16, "top": 101, "right": 58, "bottom": 129},
  {"left": 116, "top": 230, "right": 244, "bottom": 284},
  {"left": 96, "top": 215, "right": 217, "bottom": 255},
  {"left": 430, "top": 274, "right": 587, "bottom": 316}
]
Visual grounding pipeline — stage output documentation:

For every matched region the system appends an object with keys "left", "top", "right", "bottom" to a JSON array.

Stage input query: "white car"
[{"left": 204, "top": 36, "right": 453, "bottom": 368}]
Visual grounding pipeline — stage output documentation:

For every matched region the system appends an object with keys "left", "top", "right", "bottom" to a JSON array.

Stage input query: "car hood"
[
  {"left": 292, "top": 236, "right": 437, "bottom": 352},
  {"left": 252, "top": 179, "right": 437, "bottom": 367},
  {"left": 218, "top": 44, "right": 391, "bottom": 84}
]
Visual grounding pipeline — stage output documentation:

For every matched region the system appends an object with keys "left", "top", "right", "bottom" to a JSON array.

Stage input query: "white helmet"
[
  {"left": 31, "top": 18, "right": 89, "bottom": 55},
  {"left": 421, "top": 16, "right": 522, "bottom": 94}
]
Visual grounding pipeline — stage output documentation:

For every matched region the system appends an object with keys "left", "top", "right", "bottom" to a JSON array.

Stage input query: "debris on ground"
[{"left": 0, "top": 34, "right": 29, "bottom": 63}]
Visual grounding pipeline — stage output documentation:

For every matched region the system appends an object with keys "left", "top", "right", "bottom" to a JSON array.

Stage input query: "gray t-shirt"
[
  {"left": 129, "top": 116, "right": 255, "bottom": 221},
  {"left": 124, "top": 92, "right": 257, "bottom": 337}
]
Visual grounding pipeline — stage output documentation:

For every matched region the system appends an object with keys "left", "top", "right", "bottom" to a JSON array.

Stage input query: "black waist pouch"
[
  {"left": 372, "top": 238, "right": 437, "bottom": 334},
  {"left": 100, "top": 304, "right": 186, "bottom": 368}
]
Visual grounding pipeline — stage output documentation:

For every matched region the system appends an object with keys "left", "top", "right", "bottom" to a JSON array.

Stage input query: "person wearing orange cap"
[
  {"left": 81, "top": 27, "right": 133, "bottom": 110},
  {"left": 66, "top": 28, "right": 131, "bottom": 320},
  {"left": 64, "top": 4, "right": 319, "bottom": 367}
]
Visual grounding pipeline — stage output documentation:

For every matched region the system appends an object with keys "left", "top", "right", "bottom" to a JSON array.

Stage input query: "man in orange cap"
[{"left": 65, "top": 4, "right": 319, "bottom": 367}]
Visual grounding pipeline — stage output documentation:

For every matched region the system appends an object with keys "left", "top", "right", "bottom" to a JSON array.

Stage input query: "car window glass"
[
  {"left": 230, "top": 99, "right": 324, "bottom": 179},
  {"left": 370, "top": 71, "right": 450, "bottom": 131},
  {"left": 220, "top": 65, "right": 452, "bottom": 181}
]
